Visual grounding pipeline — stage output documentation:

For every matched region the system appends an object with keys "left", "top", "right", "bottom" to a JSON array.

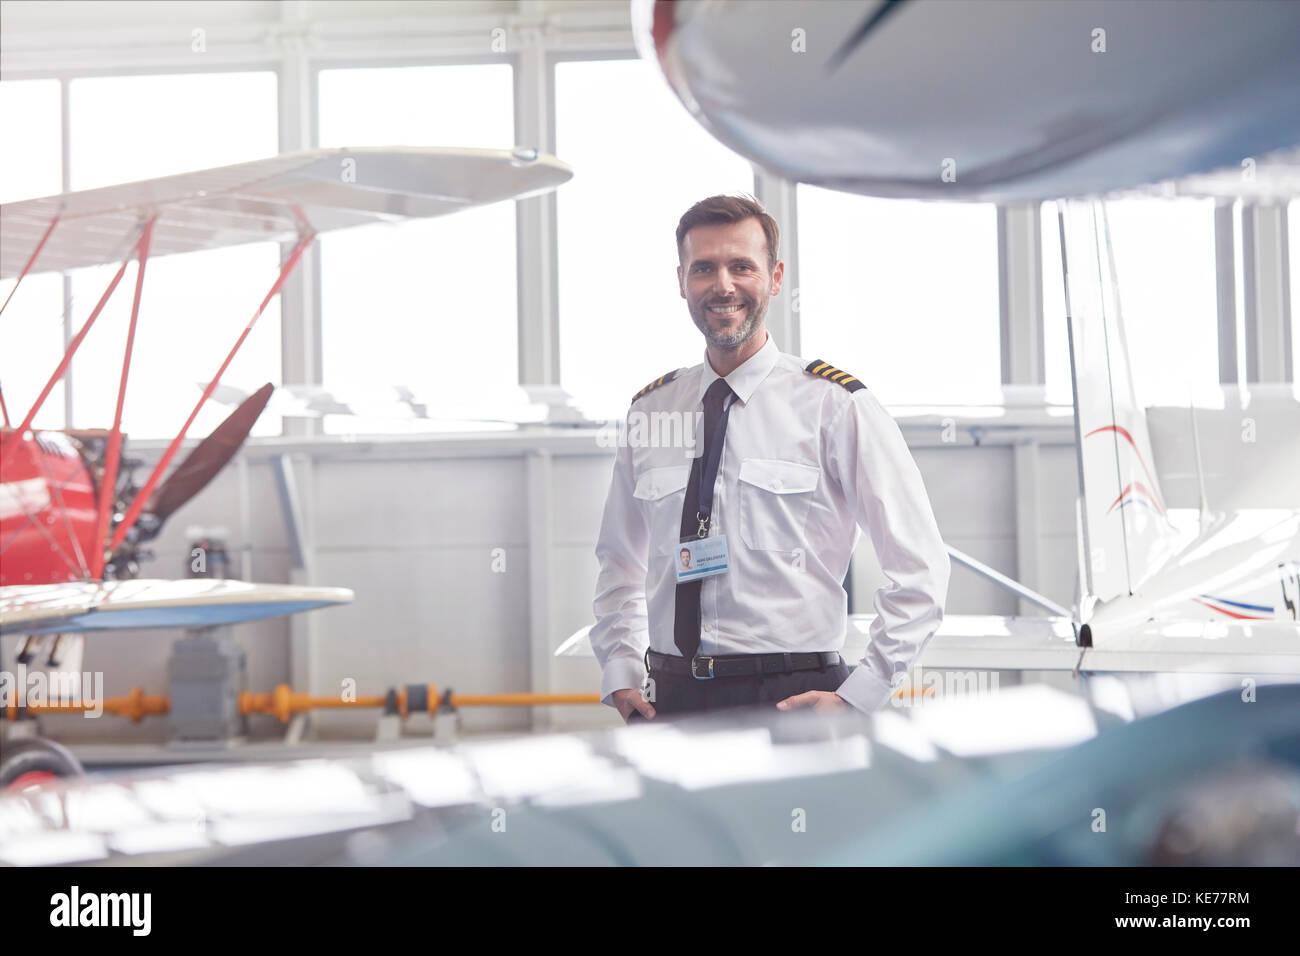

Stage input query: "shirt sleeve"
[
  {"left": 826, "top": 389, "right": 951, "bottom": 714},
  {"left": 589, "top": 417, "right": 651, "bottom": 706}
]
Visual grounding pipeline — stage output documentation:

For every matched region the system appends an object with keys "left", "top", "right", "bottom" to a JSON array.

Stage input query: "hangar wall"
[{"left": 15, "top": 421, "right": 1086, "bottom": 743}]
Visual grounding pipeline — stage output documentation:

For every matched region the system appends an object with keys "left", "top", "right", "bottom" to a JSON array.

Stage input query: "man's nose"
[{"left": 713, "top": 268, "right": 736, "bottom": 294}]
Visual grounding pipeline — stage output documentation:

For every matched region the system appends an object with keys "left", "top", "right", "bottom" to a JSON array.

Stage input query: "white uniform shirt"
[{"left": 589, "top": 332, "right": 950, "bottom": 714}]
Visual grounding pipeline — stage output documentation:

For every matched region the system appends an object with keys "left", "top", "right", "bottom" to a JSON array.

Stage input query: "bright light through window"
[
  {"left": 556, "top": 59, "right": 755, "bottom": 421},
  {"left": 0, "top": 78, "right": 64, "bottom": 429},
  {"left": 318, "top": 64, "right": 516, "bottom": 434},
  {"left": 1041, "top": 202, "right": 1070, "bottom": 407},
  {"left": 798, "top": 187, "right": 999, "bottom": 406},
  {"left": 1291, "top": 199, "right": 1299, "bottom": 396},
  {"left": 1043, "top": 199, "right": 1218, "bottom": 409},
  {"left": 0, "top": 78, "right": 60, "bottom": 204},
  {"left": 69, "top": 72, "right": 278, "bottom": 189},
  {"left": 67, "top": 72, "right": 281, "bottom": 438},
  {"left": 69, "top": 243, "right": 283, "bottom": 441}
]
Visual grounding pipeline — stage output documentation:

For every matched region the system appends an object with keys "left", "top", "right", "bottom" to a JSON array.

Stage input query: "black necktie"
[{"left": 674, "top": 377, "right": 735, "bottom": 660}]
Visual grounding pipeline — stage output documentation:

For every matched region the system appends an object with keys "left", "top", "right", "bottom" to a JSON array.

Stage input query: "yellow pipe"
[
  {"left": 891, "top": 687, "right": 937, "bottom": 699},
  {"left": 6, "top": 687, "right": 169, "bottom": 722},
  {"left": 448, "top": 693, "right": 601, "bottom": 707},
  {"left": 237, "top": 686, "right": 603, "bottom": 721},
  {"left": 6, "top": 682, "right": 926, "bottom": 723},
  {"left": 238, "top": 686, "right": 389, "bottom": 723},
  {"left": 4, "top": 685, "right": 617, "bottom": 725}
]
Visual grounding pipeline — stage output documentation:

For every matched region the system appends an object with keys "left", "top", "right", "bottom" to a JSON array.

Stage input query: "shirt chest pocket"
[
  {"left": 738, "top": 458, "right": 820, "bottom": 552},
  {"left": 633, "top": 464, "right": 692, "bottom": 555}
]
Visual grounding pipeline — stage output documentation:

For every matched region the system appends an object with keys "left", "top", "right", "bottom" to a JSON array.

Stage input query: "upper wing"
[
  {"left": 0, "top": 579, "right": 354, "bottom": 635},
  {"left": 0, "top": 146, "right": 572, "bottom": 279}
]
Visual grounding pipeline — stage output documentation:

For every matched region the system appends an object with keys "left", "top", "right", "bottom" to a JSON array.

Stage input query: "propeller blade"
[{"left": 142, "top": 383, "right": 274, "bottom": 528}]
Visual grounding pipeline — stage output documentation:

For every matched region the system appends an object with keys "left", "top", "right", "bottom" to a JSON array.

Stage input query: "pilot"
[{"left": 590, "top": 193, "right": 950, "bottom": 723}]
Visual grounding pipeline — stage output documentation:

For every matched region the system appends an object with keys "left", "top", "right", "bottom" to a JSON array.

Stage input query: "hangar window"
[
  {"left": 1041, "top": 203, "right": 1069, "bottom": 407},
  {"left": 0, "top": 78, "right": 64, "bottom": 430},
  {"left": 555, "top": 58, "right": 755, "bottom": 421},
  {"left": 797, "top": 187, "right": 1001, "bottom": 406},
  {"left": 61, "top": 71, "right": 281, "bottom": 439},
  {"left": 1043, "top": 199, "right": 1219, "bottom": 409},
  {"left": 1291, "top": 199, "right": 1299, "bottom": 396},
  {"left": 318, "top": 64, "right": 517, "bottom": 434}
]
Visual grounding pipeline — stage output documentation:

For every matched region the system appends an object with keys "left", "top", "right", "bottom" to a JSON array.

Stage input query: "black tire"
[{"left": 0, "top": 737, "right": 85, "bottom": 789}]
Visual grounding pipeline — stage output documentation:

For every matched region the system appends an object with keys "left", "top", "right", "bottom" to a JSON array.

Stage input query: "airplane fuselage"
[{"left": 0, "top": 430, "right": 98, "bottom": 586}]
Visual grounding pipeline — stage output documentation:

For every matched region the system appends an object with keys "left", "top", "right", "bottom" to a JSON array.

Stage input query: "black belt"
[{"left": 647, "top": 649, "right": 841, "bottom": 681}]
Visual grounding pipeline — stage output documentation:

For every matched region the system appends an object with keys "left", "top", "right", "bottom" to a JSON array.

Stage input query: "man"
[{"left": 590, "top": 194, "right": 950, "bottom": 723}]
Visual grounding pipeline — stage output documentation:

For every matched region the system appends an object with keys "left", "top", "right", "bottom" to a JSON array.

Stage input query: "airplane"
[
  {"left": 0, "top": 145, "right": 573, "bottom": 787},
  {"left": 594, "top": 0, "right": 1300, "bottom": 687}
]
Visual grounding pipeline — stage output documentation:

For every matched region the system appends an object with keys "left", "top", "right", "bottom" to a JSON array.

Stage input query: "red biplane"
[{"left": 0, "top": 145, "right": 572, "bottom": 784}]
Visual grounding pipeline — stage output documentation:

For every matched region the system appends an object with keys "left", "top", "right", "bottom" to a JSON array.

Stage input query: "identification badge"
[{"left": 675, "top": 535, "right": 731, "bottom": 583}]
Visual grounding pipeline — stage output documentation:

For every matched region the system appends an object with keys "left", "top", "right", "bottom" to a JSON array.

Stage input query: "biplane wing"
[
  {"left": 0, "top": 579, "right": 354, "bottom": 636},
  {"left": 0, "top": 146, "right": 572, "bottom": 279}
]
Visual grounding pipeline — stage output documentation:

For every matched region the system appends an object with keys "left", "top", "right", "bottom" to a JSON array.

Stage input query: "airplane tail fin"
[{"left": 1057, "top": 200, "right": 1181, "bottom": 605}]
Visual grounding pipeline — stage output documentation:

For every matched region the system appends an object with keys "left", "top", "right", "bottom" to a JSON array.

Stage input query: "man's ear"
[
  {"left": 770, "top": 260, "right": 785, "bottom": 296},
  {"left": 677, "top": 264, "right": 686, "bottom": 298}
]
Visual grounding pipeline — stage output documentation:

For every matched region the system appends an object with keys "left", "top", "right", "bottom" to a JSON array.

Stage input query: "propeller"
[{"left": 132, "top": 382, "right": 274, "bottom": 541}]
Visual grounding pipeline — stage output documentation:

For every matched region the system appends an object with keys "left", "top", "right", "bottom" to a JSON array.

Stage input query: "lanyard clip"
[{"left": 695, "top": 512, "right": 709, "bottom": 538}]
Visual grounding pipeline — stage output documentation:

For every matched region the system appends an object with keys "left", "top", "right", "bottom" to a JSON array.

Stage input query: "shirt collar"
[{"left": 697, "top": 330, "right": 780, "bottom": 406}]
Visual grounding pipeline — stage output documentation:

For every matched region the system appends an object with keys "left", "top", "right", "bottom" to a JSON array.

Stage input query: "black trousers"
[{"left": 629, "top": 655, "right": 850, "bottom": 722}]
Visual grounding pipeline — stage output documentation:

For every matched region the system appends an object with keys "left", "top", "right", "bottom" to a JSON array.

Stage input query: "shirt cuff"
[
  {"left": 599, "top": 654, "right": 648, "bottom": 707},
  {"left": 835, "top": 664, "right": 896, "bottom": 715}
]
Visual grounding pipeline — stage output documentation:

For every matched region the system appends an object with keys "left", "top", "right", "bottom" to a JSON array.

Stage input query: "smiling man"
[{"left": 590, "top": 193, "right": 950, "bottom": 723}]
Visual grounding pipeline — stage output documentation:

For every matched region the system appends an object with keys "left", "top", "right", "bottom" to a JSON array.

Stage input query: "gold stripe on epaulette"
[
  {"left": 631, "top": 368, "right": 682, "bottom": 404},
  {"left": 804, "top": 359, "right": 866, "bottom": 393}
]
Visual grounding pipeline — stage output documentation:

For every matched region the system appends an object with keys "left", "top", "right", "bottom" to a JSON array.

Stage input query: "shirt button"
[
  {"left": 649, "top": 487, "right": 657, "bottom": 496},
  {"left": 703, "top": 623, "right": 712, "bottom": 632},
  {"left": 773, "top": 479, "right": 783, "bottom": 489}
]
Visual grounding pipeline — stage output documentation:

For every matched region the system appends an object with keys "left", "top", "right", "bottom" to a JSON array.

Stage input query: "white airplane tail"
[{"left": 1057, "top": 201, "right": 1182, "bottom": 606}]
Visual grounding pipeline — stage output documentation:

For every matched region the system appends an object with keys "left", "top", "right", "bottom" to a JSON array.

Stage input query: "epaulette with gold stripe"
[
  {"left": 805, "top": 359, "right": 866, "bottom": 393},
  {"left": 631, "top": 368, "right": 681, "bottom": 404}
]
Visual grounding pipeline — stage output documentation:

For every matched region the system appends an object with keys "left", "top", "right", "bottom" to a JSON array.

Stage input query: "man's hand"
[
  {"left": 776, "top": 690, "right": 849, "bottom": 712},
  {"left": 612, "top": 687, "right": 656, "bottom": 723}
]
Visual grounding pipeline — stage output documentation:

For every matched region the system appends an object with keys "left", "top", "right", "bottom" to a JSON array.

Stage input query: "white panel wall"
[{"left": 16, "top": 424, "right": 1092, "bottom": 742}]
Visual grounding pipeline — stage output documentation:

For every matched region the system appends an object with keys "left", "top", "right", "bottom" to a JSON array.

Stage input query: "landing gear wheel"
[{"left": 0, "top": 738, "right": 84, "bottom": 792}]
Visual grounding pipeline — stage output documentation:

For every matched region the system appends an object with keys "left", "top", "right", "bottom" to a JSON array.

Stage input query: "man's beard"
[{"left": 690, "top": 294, "right": 767, "bottom": 349}]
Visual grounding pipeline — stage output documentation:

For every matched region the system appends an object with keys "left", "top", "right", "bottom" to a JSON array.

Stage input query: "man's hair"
[{"left": 676, "top": 194, "right": 780, "bottom": 272}]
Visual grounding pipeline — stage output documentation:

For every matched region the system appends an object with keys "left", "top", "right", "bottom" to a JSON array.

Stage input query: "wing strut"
[
  {"left": 0, "top": 223, "right": 146, "bottom": 476},
  {"left": 947, "top": 544, "right": 1072, "bottom": 618},
  {"left": 107, "top": 229, "right": 315, "bottom": 557},
  {"left": 89, "top": 217, "right": 156, "bottom": 579},
  {"left": 0, "top": 214, "right": 59, "bottom": 318}
]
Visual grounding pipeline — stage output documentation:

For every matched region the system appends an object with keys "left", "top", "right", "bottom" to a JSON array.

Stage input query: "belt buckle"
[{"left": 690, "top": 655, "right": 715, "bottom": 680}]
